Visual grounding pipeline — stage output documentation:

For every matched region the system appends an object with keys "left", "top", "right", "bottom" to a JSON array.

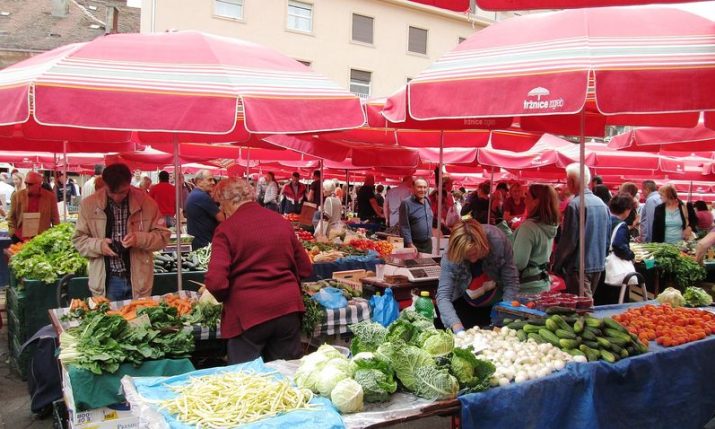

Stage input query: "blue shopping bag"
[
  {"left": 369, "top": 288, "right": 399, "bottom": 327},
  {"left": 312, "top": 287, "right": 348, "bottom": 309}
]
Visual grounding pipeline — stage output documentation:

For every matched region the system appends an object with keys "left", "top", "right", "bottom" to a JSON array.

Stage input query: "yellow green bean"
[{"left": 159, "top": 371, "right": 316, "bottom": 428}]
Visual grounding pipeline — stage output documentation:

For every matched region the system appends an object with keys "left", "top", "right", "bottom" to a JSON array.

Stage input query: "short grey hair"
[
  {"left": 323, "top": 179, "right": 337, "bottom": 194},
  {"left": 194, "top": 169, "right": 213, "bottom": 181},
  {"left": 565, "top": 163, "right": 591, "bottom": 186},
  {"left": 213, "top": 177, "right": 255, "bottom": 205}
]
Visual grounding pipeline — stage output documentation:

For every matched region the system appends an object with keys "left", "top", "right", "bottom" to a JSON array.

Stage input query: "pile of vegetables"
[
  {"left": 613, "top": 304, "right": 715, "bottom": 347},
  {"left": 9, "top": 223, "right": 87, "bottom": 283},
  {"left": 295, "top": 229, "right": 315, "bottom": 241},
  {"left": 301, "top": 293, "right": 324, "bottom": 337},
  {"left": 631, "top": 242, "right": 705, "bottom": 289},
  {"left": 345, "top": 238, "right": 394, "bottom": 258},
  {"left": 455, "top": 326, "right": 576, "bottom": 386},
  {"left": 301, "top": 310, "right": 494, "bottom": 411},
  {"left": 657, "top": 286, "right": 713, "bottom": 308},
  {"left": 59, "top": 304, "right": 194, "bottom": 374},
  {"left": 153, "top": 246, "right": 211, "bottom": 273},
  {"left": 303, "top": 279, "right": 362, "bottom": 300},
  {"left": 504, "top": 313, "right": 648, "bottom": 363},
  {"left": 159, "top": 371, "right": 316, "bottom": 427}
]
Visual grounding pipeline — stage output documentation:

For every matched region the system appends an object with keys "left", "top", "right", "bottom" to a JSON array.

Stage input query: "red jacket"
[{"left": 205, "top": 202, "right": 313, "bottom": 338}]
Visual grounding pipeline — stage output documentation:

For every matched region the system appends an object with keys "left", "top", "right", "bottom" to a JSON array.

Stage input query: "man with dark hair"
[
  {"left": 280, "top": 172, "right": 306, "bottom": 214},
  {"left": 639, "top": 180, "right": 661, "bottom": 243},
  {"left": 591, "top": 175, "right": 604, "bottom": 191},
  {"left": 82, "top": 164, "right": 105, "bottom": 199},
  {"left": 149, "top": 170, "right": 177, "bottom": 227},
  {"left": 307, "top": 170, "right": 322, "bottom": 205},
  {"left": 73, "top": 163, "right": 169, "bottom": 301}
]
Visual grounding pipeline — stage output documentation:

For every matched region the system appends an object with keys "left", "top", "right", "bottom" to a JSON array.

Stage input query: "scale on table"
[{"left": 385, "top": 257, "right": 441, "bottom": 282}]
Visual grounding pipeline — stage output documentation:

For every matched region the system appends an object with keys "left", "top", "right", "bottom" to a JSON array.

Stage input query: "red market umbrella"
[
  {"left": 608, "top": 124, "right": 715, "bottom": 152},
  {"left": 475, "top": 0, "right": 707, "bottom": 11},
  {"left": 0, "top": 31, "right": 365, "bottom": 138},
  {"left": 402, "top": 7, "right": 715, "bottom": 135}
]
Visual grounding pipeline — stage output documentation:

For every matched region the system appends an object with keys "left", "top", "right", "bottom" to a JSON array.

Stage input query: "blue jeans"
[{"left": 107, "top": 275, "right": 132, "bottom": 302}]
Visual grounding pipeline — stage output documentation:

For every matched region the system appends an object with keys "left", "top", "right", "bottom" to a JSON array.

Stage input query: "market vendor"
[
  {"left": 8, "top": 171, "right": 60, "bottom": 243},
  {"left": 399, "top": 178, "right": 433, "bottom": 254},
  {"left": 315, "top": 180, "right": 343, "bottom": 239},
  {"left": 73, "top": 163, "right": 170, "bottom": 301},
  {"left": 204, "top": 177, "right": 312, "bottom": 364},
  {"left": 436, "top": 219, "right": 519, "bottom": 331}
]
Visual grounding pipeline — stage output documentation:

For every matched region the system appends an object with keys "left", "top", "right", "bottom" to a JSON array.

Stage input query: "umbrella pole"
[
  {"left": 246, "top": 148, "right": 251, "bottom": 182},
  {"left": 173, "top": 135, "right": 183, "bottom": 292},
  {"left": 345, "top": 169, "right": 349, "bottom": 209},
  {"left": 63, "top": 140, "right": 68, "bottom": 222},
  {"left": 436, "top": 131, "right": 444, "bottom": 256},
  {"left": 578, "top": 110, "right": 586, "bottom": 297},
  {"left": 689, "top": 180, "right": 693, "bottom": 203},
  {"left": 487, "top": 167, "right": 495, "bottom": 224},
  {"left": 319, "top": 160, "right": 324, "bottom": 229}
]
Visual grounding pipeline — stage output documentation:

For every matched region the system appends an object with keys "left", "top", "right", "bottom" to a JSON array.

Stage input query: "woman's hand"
[{"left": 683, "top": 226, "right": 693, "bottom": 240}]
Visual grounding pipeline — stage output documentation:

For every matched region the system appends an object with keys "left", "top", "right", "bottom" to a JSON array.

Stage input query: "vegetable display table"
[
  {"left": 360, "top": 277, "right": 439, "bottom": 309},
  {"left": 313, "top": 298, "right": 371, "bottom": 337},
  {"left": 458, "top": 301, "right": 715, "bottom": 429}
]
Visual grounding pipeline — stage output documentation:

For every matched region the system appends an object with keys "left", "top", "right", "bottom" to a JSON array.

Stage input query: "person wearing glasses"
[
  {"left": 7, "top": 171, "right": 60, "bottom": 243},
  {"left": 73, "top": 163, "right": 169, "bottom": 301},
  {"left": 184, "top": 170, "right": 225, "bottom": 250}
]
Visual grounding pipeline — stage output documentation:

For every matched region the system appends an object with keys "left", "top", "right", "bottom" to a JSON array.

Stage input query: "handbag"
[{"left": 605, "top": 222, "right": 638, "bottom": 285}]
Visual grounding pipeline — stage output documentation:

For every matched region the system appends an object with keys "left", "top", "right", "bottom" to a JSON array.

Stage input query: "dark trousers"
[
  {"left": 452, "top": 296, "right": 494, "bottom": 330},
  {"left": 564, "top": 271, "right": 602, "bottom": 298},
  {"left": 413, "top": 238, "right": 433, "bottom": 254},
  {"left": 226, "top": 312, "right": 302, "bottom": 365}
]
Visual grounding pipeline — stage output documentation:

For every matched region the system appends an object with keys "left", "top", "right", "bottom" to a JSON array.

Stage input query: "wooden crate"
[{"left": 332, "top": 269, "right": 370, "bottom": 292}]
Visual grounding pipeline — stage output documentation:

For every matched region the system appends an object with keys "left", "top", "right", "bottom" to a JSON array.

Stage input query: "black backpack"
[{"left": 20, "top": 325, "right": 62, "bottom": 416}]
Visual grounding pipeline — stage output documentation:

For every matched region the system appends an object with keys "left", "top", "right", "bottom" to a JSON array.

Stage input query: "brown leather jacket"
[
  {"left": 8, "top": 188, "right": 60, "bottom": 238},
  {"left": 72, "top": 187, "right": 170, "bottom": 298}
]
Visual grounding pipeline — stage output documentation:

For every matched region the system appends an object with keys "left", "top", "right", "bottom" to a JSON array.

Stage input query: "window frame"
[
  {"left": 287, "top": 0, "right": 314, "bottom": 34},
  {"left": 407, "top": 25, "right": 428, "bottom": 56},
  {"left": 213, "top": 0, "right": 244, "bottom": 21},
  {"left": 351, "top": 13, "right": 374, "bottom": 46},
  {"left": 349, "top": 68, "right": 372, "bottom": 100}
]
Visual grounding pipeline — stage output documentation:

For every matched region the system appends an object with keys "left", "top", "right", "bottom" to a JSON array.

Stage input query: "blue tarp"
[
  {"left": 310, "top": 252, "right": 382, "bottom": 281},
  {"left": 460, "top": 302, "right": 715, "bottom": 429},
  {"left": 131, "top": 358, "right": 345, "bottom": 429}
]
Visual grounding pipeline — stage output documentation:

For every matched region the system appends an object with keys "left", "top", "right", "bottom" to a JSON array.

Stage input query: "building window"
[
  {"left": 214, "top": 0, "right": 243, "bottom": 20},
  {"left": 458, "top": 37, "right": 466, "bottom": 44},
  {"left": 350, "top": 69, "right": 371, "bottom": 99},
  {"left": 408, "top": 26, "right": 428, "bottom": 55},
  {"left": 352, "top": 14, "right": 374, "bottom": 44},
  {"left": 287, "top": 1, "right": 313, "bottom": 33}
]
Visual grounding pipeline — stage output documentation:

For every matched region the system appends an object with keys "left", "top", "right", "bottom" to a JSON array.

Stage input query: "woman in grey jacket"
[{"left": 436, "top": 219, "right": 519, "bottom": 332}]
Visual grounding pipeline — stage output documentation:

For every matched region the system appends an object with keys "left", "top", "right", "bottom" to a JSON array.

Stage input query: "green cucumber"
[
  {"left": 566, "top": 348, "right": 586, "bottom": 357},
  {"left": 605, "top": 336, "right": 630, "bottom": 347},
  {"left": 508, "top": 321, "right": 528, "bottom": 330},
  {"left": 579, "top": 345, "right": 600, "bottom": 362},
  {"left": 523, "top": 324, "right": 542, "bottom": 334},
  {"left": 545, "top": 318, "right": 560, "bottom": 332},
  {"left": 584, "top": 316, "right": 603, "bottom": 328},
  {"left": 559, "top": 338, "right": 580, "bottom": 349},
  {"left": 599, "top": 349, "right": 617, "bottom": 363},
  {"left": 604, "top": 328, "right": 633, "bottom": 342},
  {"left": 603, "top": 317, "right": 629, "bottom": 334},
  {"left": 527, "top": 333, "right": 546, "bottom": 344},
  {"left": 573, "top": 318, "right": 585, "bottom": 334},
  {"left": 583, "top": 340, "right": 601, "bottom": 349},
  {"left": 538, "top": 329, "right": 561, "bottom": 347},
  {"left": 516, "top": 330, "right": 528, "bottom": 342},
  {"left": 595, "top": 337, "right": 611, "bottom": 348},
  {"left": 555, "top": 329, "right": 577, "bottom": 340},
  {"left": 580, "top": 329, "right": 597, "bottom": 341}
]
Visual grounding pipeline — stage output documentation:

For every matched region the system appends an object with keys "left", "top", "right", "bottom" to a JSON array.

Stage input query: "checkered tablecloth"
[
  {"left": 51, "top": 290, "right": 221, "bottom": 340},
  {"left": 314, "top": 298, "right": 371, "bottom": 336}
]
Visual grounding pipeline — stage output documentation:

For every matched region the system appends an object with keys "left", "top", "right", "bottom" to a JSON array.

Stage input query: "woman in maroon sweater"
[{"left": 205, "top": 178, "right": 313, "bottom": 364}]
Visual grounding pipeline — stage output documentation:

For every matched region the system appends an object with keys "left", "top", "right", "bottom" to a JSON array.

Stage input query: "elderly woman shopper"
[
  {"left": 205, "top": 177, "right": 312, "bottom": 364},
  {"left": 512, "top": 184, "right": 559, "bottom": 294},
  {"left": 262, "top": 172, "right": 280, "bottom": 212},
  {"left": 437, "top": 219, "right": 519, "bottom": 332},
  {"left": 652, "top": 184, "right": 698, "bottom": 244},
  {"left": 315, "top": 180, "right": 343, "bottom": 239}
]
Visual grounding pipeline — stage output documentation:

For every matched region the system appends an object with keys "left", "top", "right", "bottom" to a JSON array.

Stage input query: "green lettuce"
[
  {"left": 450, "top": 347, "right": 495, "bottom": 393},
  {"left": 683, "top": 286, "right": 713, "bottom": 307},
  {"left": 412, "top": 366, "right": 459, "bottom": 400},
  {"left": 349, "top": 321, "right": 387, "bottom": 355}
]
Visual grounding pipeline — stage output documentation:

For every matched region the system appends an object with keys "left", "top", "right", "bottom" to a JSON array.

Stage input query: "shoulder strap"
[
  {"left": 679, "top": 202, "right": 688, "bottom": 226},
  {"left": 609, "top": 221, "right": 624, "bottom": 252}
]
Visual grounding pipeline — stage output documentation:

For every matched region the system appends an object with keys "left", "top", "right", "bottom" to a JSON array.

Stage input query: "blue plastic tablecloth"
[
  {"left": 460, "top": 301, "right": 715, "bottom": 429},
  {"left": 130, "top": 358, "right": 344, "bottom": 429},
  {"left": 310, "top": 253, "right": 383, "bottom": 281}
]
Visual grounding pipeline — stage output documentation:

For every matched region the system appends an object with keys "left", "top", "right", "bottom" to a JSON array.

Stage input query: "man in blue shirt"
[
  {"left": 639, "top": 180, "right": 661, "bottom": 243},
  {"left": 399, "top": 178, "right": 433, "bottom": 254},
  {"left": 184, "top": 170, "right": 225, "bottom": 250}
]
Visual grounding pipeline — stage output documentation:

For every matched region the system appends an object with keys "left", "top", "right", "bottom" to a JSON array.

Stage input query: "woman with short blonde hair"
[{"left": 437, "top": 219, "right": 519, "bottom": 332}]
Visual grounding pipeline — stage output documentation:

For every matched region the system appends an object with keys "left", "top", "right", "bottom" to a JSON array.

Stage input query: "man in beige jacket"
[
  {"left": 73, "top": 163, "right": 169, "bottom": 301},
  {"left": 8, "top": 171, "right": 60, "bottom": 242}
]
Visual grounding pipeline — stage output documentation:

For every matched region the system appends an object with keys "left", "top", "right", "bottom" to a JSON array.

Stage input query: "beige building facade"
[{"left": 141, "top": 0, "right": 525, "bottom": 98}]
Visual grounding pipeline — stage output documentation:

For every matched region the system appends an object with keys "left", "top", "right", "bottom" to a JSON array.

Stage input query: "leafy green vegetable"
[
  {"left": 683, "top": 286, "right": 713, "bottom": 307},
  {"left": 637, "top": 243, "right": 706, "bottom": 289},
  {"left": 352, "top": 352, "right": 397, "bottom": 403},
  {"left": 419, "top": 330, "right": 454, "bottom": 357},
  {"left": 302, "top": 293, "right": 324, "bottom": 337},
  {"left": 411, "top": 366, "right": 459, "bottom": 401},
  {"left": 182, "top": 301, "right": 223, "bottom": 329},
  {"left": 656, "top": 287, "right": 685, "bottom": 307},
  {"left": 10, "top": 223, "right": 87, "bottom": 283},
  {"left": 386, "top": 319, "right": 419, "bottom": 344},
  {"left": 59, "top": 305, "right": 194, "bottom": 375},
  {"left": 349, "top": 321, "right": 387, "bottom": 355},
  {"left": 330, "top": 378, "right": 364, "bottom": 413},
  {"left": 450, "top": 347, "right": 495, "bottom": 393},
  {"left": 376, "top": 342, "right": 435, "bottom": 392},
  {"left": 294, "top": 345, "right": 352, "bottom": 395},
  {"left": 398, "top": 309, "right": 435, "bottom": 331}
]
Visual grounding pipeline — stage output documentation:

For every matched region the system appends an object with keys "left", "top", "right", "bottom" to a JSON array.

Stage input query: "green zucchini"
[{"left": 538, "top": 329, "right": 561, "bottom": 347}]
